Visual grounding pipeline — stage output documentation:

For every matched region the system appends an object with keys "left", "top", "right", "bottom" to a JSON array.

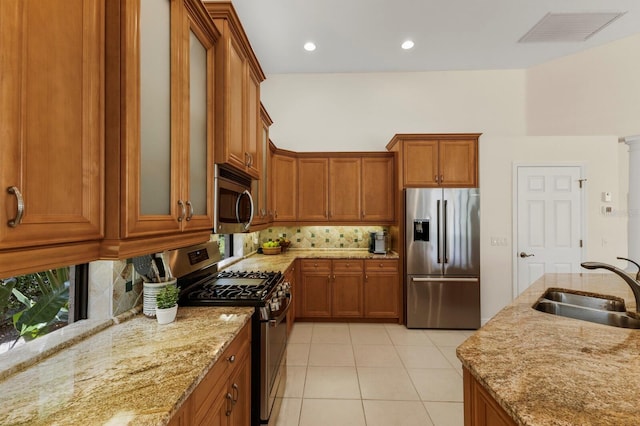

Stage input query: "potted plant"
[{"left": 155, "top": 284, "right": 179, "bottom": 324}]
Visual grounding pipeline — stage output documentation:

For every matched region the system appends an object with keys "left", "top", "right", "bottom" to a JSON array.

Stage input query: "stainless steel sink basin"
[
  {"left": 532, "top": 288, "right": 640, "bottom": 329},
  {"left": 541, "top": 289, "right": 626, "bottom": 312}
]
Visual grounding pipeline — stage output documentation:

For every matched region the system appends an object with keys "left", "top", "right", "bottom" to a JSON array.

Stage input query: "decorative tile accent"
[{"left": 259, "top": 226, "right": 387, "bottom": 249}]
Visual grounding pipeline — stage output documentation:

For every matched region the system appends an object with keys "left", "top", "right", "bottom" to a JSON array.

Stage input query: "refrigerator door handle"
[
  {"left": 412, "top": 277, "right": 479, "bottom": 283},
  {"left": 443, "top": 199, "right": 448, "bottom": 263},
  {"left": 436, "top": 199, "right": 441, "bottom": 263}
]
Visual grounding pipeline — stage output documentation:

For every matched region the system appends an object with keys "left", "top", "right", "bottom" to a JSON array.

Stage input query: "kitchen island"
[
  {"left": 457, "top": 272, "right": 640, "bottom": 425},
  {"left": 0, "top": 306, "right": 253, "bottom": 425}
]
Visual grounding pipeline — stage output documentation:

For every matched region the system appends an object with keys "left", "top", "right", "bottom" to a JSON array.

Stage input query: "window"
[
  {"left": 218, "top": 234, "right": 234, "bottom": 259},
  {"left": 0, "top": 264, "right": 87, "bottom": 354}
]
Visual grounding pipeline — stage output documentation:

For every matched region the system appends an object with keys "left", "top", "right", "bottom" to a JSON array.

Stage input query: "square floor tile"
[
  {"left": 287, "top": 343, "right": 310, "bottom": 366},
  {"left": 275, "top": 398, "right": 302, "bottom": 426},
  {"left": 299, "top": 399, "right": 366, "bottom": 426},
  {"left": 385, "top": 324, "right": 434, "bottom": 346},
  {"left": 357, "top": 367, "right": 419, "bottom": 400},
  {"left": 424, "top": 330, "right": 472, "bottom": 347},
  {"left": 424, "top": 401, "right": 464, "bottom": 426},
  {"left": 304, "top": 366, "right": 361, "bottom": 399},
  {"left": 308, "top": 344, "right": 355, "bottom": 367},
  {"left": 353, "top": 344, "right": 403, "bottom": 368},
  {"left": 363, "top": 400, "right": 434, "bottom": 426},
  {"left": 437, "top": 346, "right": 463, "bottom": 373},
  {"left": 408, "top": 368, "right": 463, "bottom": 402},
  {"left": 395, "top": 345, "right": 452, "bottom": 369},
  {"left": 284, "top": 366, "right": 307, "bottom": 398},
  {"left": 289, "top": 322, "right": 313, "bottom": 343},
  {"left": 311, "top": 324, "right": 351, "bottom": 344},
  {"left": 349, "top": 324, "right": 393, "bottom": 345}
]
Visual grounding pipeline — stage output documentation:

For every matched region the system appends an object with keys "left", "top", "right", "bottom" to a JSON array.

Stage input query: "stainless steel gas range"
[{"left": 166, "top": 242, "right": 291, "bottom": 426}]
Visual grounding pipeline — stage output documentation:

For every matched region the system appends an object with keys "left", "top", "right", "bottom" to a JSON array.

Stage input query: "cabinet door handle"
[
  {"left": 226, "top": 393, "right": 233, "bottom": 416},
  {"left": 177, "top": 200, "right": 186, "bottom": 222},
  {"left": 274, "top": 210, "right": 278, "bottom": 219},
  {"left": 440, "top": 174, "right": 444, "bottom": 183},
  {"left": 228, "top": 354, "right": 236, "bottom": 363},
  {"left": 231, "top": 383, "right": 239, "bottom": 405},
  {"left": 186, "top": 201, "right": 194, "bottom": 221},
  {"left": 7, "top": 186, "right": 24, "bottom": 228},
  {"left": 434, "top": 175, "right": 439, "bottom": 183},
  {"left": 361, "top": 211, "right": 365, "bottom": 218}
]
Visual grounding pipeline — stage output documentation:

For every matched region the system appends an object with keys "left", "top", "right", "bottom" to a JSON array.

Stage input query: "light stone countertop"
[
  {"left": 223, "top": 248, "right": 399, "bottom": 273},
  {"left": 0, "top": 306, "right": 253, "bottom": 426},
  {"left": 0, "top": 249, "right": 397, "bottom": 425},
  {"left": 457, "top": 272, "right": 640, "bottom": 425}
]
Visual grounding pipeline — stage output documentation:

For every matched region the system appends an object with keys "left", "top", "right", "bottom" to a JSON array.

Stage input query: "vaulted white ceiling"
[{"left": 227, "top": 0, "right": 640, "bottom": 74}]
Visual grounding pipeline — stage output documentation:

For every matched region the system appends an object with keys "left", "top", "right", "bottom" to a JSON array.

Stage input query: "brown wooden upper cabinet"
[
  {"left": 205, "top": 2, "right": 265, "bottom": 180},
  {"left": 296, "top": 154, "right": 394, "bottom": 223},
  {"left": 387, "top": 134, "right": 480, "bottom": 188},
  {"left": 102, "top": 0, "right": 219, "bottom": 259},
  {"left": 0, "top": 0, "right": 105, "bottom": 276},
  {"left": 251, "top": 104, "right": 273, "bottom": 226},
  {"left": 271, "top": 149, "right": 298, "bottom": 222}
]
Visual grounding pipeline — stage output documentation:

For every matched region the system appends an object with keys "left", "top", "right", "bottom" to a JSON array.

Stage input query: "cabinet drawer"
[
  {"left": 332, "top": 259, "right": 364, "bottom": 273},
  {"left": 365, "top": 259, "right": 398, "bottom": 273},
  {"left": 300, "top": 259, "right": 332, "bottom": 272}
]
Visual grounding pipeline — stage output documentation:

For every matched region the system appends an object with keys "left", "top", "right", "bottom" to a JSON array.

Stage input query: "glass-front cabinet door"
[
  {"left": 119, "top": 0, "right": 216, "bottom": 238},
  {"left": 181, "top": 3, "right": 216, "bottom": 231}
]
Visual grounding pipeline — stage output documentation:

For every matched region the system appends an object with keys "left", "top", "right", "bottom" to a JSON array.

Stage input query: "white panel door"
[{"left": 516, "top": 166, "right": 583, "bottom": 296}]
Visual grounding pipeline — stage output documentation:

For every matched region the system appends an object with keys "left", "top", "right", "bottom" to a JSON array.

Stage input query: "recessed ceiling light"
[
  {"left": 304, "top": 42, "right": 316, "bottom": 52},
  {"left": 401, "top": 40, "right": 415, "bottom": 50}
]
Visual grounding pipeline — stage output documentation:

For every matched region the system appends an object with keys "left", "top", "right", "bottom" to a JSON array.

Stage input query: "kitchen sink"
[
  {"left": 541, "top": 289, "right": 627, "bottom": 312},
  {"left": 532, "top": 288, "right": 640, "bottom": 329}
]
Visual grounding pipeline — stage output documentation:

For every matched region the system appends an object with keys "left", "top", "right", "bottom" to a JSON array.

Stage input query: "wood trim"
[
  {"left": 260, "top": 101, "right": 273, "bottom": 126},
  {"left": 0, "top": 242, "right": 101, "bottom": 278},
  {"left": 203, "top": 1, "right": 265, "bottom": 81},
  {"left": 99, "top": 230, "right": 210, "bottom": 259},
  {"left": 386, "top": 132, "right": 483, "bottom": 151}
]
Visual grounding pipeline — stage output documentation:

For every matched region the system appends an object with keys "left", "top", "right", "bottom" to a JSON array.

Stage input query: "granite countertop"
[
  {"left": 223, "top": 248, "right": 399, "bottom": 273},
  {"left": 457, "top": 272, "right": 640, "bottom": 425},
  {"left": 0, "top": 306, "right": 254, "bottom": 426}
]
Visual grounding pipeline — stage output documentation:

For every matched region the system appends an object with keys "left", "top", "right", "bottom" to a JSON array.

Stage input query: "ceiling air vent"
[{"left": 519, "top": 12, "right": 626, "bottom": 43}]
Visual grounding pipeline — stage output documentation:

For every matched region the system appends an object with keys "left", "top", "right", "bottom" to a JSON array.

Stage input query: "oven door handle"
[{"left": 268, "top": 294, "right": 292, "bottom": 327}]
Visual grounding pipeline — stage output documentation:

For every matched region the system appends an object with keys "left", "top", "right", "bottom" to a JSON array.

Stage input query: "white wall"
[
  {"left": 480, "top": 135, "right": 627, "bottom": 316},
  {"left": 262, "top": 70, "right": 527, "bottom": 152},
  {"left": 527, "top": 33, "right": 640, "bottom": 137},
  {"left": 261, "top": 48, "right": 631, "bottom": 321}
]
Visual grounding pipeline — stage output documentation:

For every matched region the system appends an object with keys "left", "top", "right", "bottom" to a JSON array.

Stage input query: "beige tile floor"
[{"left": 275, "top": 322, "right": 474, "bottom": 426}]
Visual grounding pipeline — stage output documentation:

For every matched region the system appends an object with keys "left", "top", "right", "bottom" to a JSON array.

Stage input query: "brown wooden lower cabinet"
[
  {"left": 169, "top": 321, "right": 251, "bottom": 426},
  {"left": 463, "top": 367, "right": 516, "bottom": 426},
  {"left": 299, "top": 258, "right": 399, "bottom": 320},
  {"left": 364, "top": 259, "right": 399, "bottom": 318}
]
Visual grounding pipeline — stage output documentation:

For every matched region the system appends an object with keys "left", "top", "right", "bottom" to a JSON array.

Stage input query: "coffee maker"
[{"left": 369, "top": 231, "right": 389, "bottom": 254}]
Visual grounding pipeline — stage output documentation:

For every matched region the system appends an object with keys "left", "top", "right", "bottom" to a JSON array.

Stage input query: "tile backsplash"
[{"left": 260, "top": 226, "right": 387, "bottom": 249}]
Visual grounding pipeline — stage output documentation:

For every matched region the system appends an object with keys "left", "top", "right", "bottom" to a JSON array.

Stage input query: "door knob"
[{"left": 519, "top": 252, "right": 534, "bottom": 258}]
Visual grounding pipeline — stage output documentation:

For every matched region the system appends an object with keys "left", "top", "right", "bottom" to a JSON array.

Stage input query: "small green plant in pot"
[{"left": 155, "top": 284, "right": 179, "bottom": 324}]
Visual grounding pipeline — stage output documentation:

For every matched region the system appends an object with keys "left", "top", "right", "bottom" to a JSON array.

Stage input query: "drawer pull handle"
[
  {"left": 228, "top": 354, "right": 235, "bottom": 363},
  {"left": 7, "top": 186, "right": 24, "bottom": 228}
]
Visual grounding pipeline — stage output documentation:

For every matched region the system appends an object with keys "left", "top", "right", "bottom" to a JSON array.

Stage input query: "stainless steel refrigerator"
[{"left": 405, "top": 188, "right": 480, "bottom": 329}]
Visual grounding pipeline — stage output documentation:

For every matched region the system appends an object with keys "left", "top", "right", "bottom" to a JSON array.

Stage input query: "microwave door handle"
[{"left": 236, "top": 189, "right": 254, "bottom": 231}]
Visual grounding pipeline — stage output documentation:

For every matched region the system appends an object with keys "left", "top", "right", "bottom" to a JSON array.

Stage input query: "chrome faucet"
[
  {"left": 581, "top": 261, "right": 640, "bottom": 312},
  {"left": 616, "top": 257, "right": 640, "bottom": 281}
]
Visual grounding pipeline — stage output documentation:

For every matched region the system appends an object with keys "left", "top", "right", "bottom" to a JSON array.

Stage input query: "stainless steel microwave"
[{"left": 214, "top": 165, "right": 254, "bottom": 233}]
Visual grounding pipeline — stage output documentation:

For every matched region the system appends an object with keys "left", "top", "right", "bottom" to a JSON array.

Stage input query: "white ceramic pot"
[
  {"left": 155, "top": 305, "right": 178, "bottom": 324},
  {"left": 143, "top": 279, "right": 177, "bottom": 317}
]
